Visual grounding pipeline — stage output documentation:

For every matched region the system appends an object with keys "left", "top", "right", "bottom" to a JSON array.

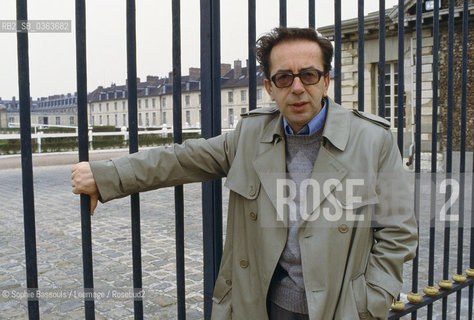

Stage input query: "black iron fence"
[{"left": 14, "top": 0, "right": 472, "bottom": 319}]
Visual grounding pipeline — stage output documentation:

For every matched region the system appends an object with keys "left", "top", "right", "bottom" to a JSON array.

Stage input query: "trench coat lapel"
[
  {"left": 304, "top": 146, "right": 348, "bottom": 218},
  {"left": 304, "top": 98, "right": 351, "bottom": 217},
  {"left": 252, "top": 113, "right": 286, "bottom": 218}
]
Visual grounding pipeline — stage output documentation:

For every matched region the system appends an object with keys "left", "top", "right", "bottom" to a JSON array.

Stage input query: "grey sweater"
[{"left": 268, "top": 129, "right": 323, "bottom": 314}]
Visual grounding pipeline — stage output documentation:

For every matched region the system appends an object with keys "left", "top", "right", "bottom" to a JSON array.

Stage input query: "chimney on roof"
[
  {"left": 168, "top": 71, "right": 173, "bottom": 84},
  {"left": 221, "top": 63, "right": 231, "bottom": 77},
  {"left": 234, "top": 60, "right": 242, "bottom": 79},
  {"left": 189, "top": 67, "right": 201, "bottom": 81},
  {"left": 147, "top": 75, "right": 159, "bottom": 83}
]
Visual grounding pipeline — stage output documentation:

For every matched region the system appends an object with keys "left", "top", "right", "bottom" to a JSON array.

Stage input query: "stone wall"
[{"left": 438, "top": 16, "right": 474, "bottom": 152}]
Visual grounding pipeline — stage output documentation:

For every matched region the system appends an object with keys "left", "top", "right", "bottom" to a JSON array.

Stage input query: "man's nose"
[{"left": 291, "top": 76, "right": 305, "bottom": 94}]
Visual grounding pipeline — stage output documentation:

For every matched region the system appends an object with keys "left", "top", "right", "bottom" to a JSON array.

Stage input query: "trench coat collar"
[
  {"left": 260, "top": 110, "right": 285, "bottom": 144},
  {"left": 259, "top": 98, "right": 350, "bottom": 151},
  {"left": 321, "top": 97, "right": 350, "bottom": 151}
]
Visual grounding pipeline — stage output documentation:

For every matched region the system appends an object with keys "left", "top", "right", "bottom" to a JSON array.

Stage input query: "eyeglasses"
[{"left": 270, "top": 68, "right": 325, "bottom": 88}]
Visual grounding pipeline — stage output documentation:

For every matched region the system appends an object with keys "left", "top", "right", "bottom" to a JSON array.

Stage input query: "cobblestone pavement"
[{"left": 0, "top": 158, "right": 472, "bottom": 319}]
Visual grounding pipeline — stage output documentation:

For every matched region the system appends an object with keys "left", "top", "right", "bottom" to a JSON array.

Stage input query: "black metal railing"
[{"left": 14, "top": 0, "right": 472, "bottom": 319}]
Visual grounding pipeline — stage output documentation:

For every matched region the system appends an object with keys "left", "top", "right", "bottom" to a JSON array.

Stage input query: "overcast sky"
[{"left": 0, "top": 0, "right": 398, "bottom": 100}]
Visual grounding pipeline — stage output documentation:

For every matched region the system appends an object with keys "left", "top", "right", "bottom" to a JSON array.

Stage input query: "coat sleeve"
[
  {"left": 365, "top": 129, "right": 418, "bottom": 318},
  {"left": 90, "top": 121, "right": 242, "bottom": 203}
]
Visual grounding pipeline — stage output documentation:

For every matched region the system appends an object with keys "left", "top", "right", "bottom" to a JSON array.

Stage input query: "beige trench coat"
[{"left": 91, "top": 98, "right": 417, "bottom": 320}]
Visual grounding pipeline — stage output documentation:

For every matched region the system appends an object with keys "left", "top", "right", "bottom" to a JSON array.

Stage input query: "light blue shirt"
[{"left": 283, "top": 99, "right": 327, "bottom": 135}]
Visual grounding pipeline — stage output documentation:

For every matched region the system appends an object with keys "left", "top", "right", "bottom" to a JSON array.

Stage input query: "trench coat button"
[
  {"left": 359, "top": 312, "right": 369, "bottom": 319},
  {"left": 225, "top": 279, "right": 232, "bottom": 286},
  {"left": 248, "top": 185, "right": 256, "bottom": 197},
  {"left": 338, "top": 224, "right": 349, "bottom": 233},
  {"left": 249, "top": 212, "right": 258, "bottom": 220},
  {"left": 239, "top": 259, "right": 249, "bottom": 268}
]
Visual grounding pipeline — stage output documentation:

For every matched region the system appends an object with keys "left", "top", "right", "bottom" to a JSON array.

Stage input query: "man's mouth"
[{"left": 290, "top": 101, "right": 307, "bottom": 107}]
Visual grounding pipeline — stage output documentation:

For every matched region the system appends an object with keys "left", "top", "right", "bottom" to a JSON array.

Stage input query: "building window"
[
  {"left": 99, "top": 115, "right": 102, "bottom": 125},
  {"left": 69, "top": 116, "right": 74, "bottom": 125},
  {"left": 257, "top": 89, "right": 263, "bottom": 100},
  {"left": 152, "top": 112, "right": 156, "bottom": 125},
  {"left": 138, "top": 100, "right": 142, "bottom": 109},
  {"left": 228, "top": 91, "right": 233, "bottom": 103},
  {"left": 123, "top": 114, "right": 127, "bottom": 126},
  {"left": 122, "top": 101, "right": 126, "bottom": 110},
  {"left": 241, "top": 90, "right": 246, "bottom": 102},
  {"left": 152, "top": 98, "right": 156, "bottom": 107},
  {"left": 99, "top": 103, "right": 102, "bottom": 112},
  {"left": 114, "top": 102, "right": 117, "bottom": 110},
  {"left": 115, "top": 114, "right": 118, "bottom": 126},
  {"left": 91, "top": 116, "right": 94, "bottom": 126},
  {"left": 106, "top": 115, "right": 110, "bottom": 126},
  {"left": 139, "top": 113, "right": 142, "bottom": 126},
  {"left": 38, "top": 116, "right": 42, "bottom": 124},
  {"left": 145, "top": 99, "right": 149, "bottom": 109},
  {"left": 241, "top": 107, "right": 247, "bottom": 115},
  {"left": 56, "top": 117, "right": 60, "bottom": 125},
  {"left": 91, "top": 104, "right": 94, "bottom": 112},
  {"left": 186, "top": 110, "right": 191, "bottom": 125},
  {"left": 106, "top": 103, "right": 109, "bottom": 112},
  {"left": 145, "top": 113, "right": 149, "bottom": 126},
  {"left": 228, "top": 108, "right": 234, "bottom": 128},
  {"left": 162, "top": 112, "right": 166, "bottom": 124},
  {"left": 375, "top": 62, "right": 405, "bottom": 129},
  {"left": 161, "top": 97, "right": 166, "bottom": 107},
  {"left": 185, "top": 95, "right": 190, "bottom": 106}
]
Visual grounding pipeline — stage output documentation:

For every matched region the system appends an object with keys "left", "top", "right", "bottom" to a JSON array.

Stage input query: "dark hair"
[{"left": 255, "top": 27, "right": 333, "bottom": 79}]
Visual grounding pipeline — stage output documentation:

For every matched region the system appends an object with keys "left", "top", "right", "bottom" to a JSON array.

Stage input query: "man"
[{"left": 72, "top": 27, "right": 417, "bottom": 319}]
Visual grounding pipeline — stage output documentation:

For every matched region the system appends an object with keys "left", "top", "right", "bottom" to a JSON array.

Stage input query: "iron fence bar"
[
  {"left": 357, "top": 0, "right": 364, "bottom": 112},
  {"left": 377, "top": 0, "right": 385, "bottom": 118},
  {"left": 248, "top": 0, "right": 256, "bottom": 111},
  {"left": 456, "top": 1, "right": 469, "bottom": 318},
  {"left": 427, "top": 0, "right": 440, "bottom": 318},
  {"left": 279, "top": 0, "right": 286, "bottom": 27},
  {"left": 75, "top": 0, "right": 96, "bottom": 318},
  {"left": 442, "top": 1, "right": 455, "bottom": 318},
  {"left": 470, "top": 158, "right": 474, "bottom": 320},
  {"left": 411, "top": 1, "right": 423, "bottom": 319},
  {"left": 172, "top": 1, "right": 186, "bottom": 319},
  {"left": 200, "top": 0, "right": 223, "bottom": 318},
  {"left": 389, "top": 278, "right": 474, "bottom": 319},
  {"left": 396, "top": 0, "right": 405, "bottom": 153},
  {"left": 126, "top": 0, "right": 143, "bottom": 318},
  {"left": 16, "top": 0, "right": 40, "bottom": 318},
  {"left": 309, "top": 0, "right": 315, "bottom": 29},
  {"left": 334, "top": 0, "right": 341, "bottom": 104}
]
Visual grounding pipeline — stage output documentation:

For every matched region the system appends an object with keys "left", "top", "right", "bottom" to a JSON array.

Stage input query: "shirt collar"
[{"left": 283, "top": 98, "right": 327, "bottom": 135}]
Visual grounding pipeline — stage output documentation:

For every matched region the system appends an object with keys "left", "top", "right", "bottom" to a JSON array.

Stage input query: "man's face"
[{"left": 264, "top": 39, "right": 330, "bottom": 134}]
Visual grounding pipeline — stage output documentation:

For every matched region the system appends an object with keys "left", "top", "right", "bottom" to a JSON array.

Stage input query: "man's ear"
[
  {"left": 323, "top": 73, "right": 330, "bottom": 97},
  {"left": 264, "top": 79, "right": 275, "bottom": 101}
]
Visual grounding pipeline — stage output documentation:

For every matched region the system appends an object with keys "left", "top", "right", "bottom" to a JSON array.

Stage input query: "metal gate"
[{"left": 13, "top": 0, "right": 472, "bottom": 319}]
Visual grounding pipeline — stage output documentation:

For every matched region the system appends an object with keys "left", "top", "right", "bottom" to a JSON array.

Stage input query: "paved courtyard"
[{"left": 0, "top": 152, "right": 472, "bottom": 319}]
